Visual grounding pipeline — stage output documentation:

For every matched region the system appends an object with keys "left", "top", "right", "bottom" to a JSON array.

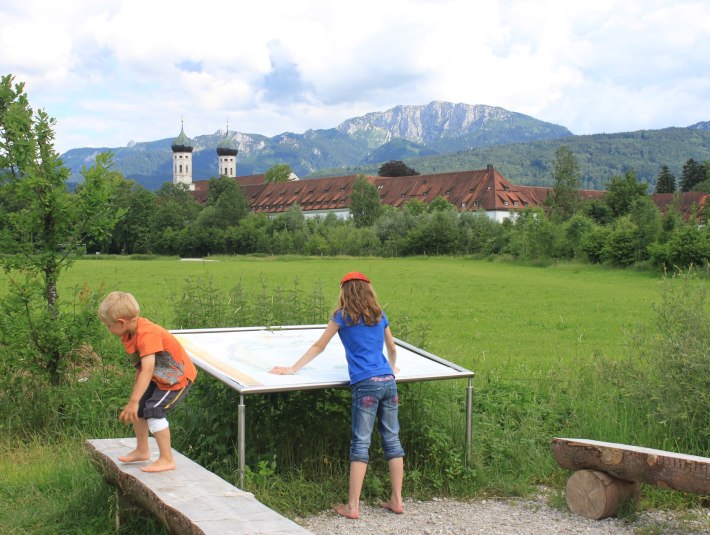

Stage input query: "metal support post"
[
  {"left": 238, "top": 395, "right": 245, "bottom": 488},
  {"left": 465, "top": 377, "right": 473, "bottom": 465}
]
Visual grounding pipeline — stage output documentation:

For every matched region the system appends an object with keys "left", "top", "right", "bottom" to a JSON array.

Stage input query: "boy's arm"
[
  {"left": 269, "top": 320, "right": 339, "bottom": 374},
  {"left": 119, "top": 354, "right": 155, "bottom": 423},
  {"left": 384, "top": 326, "right": 399, "bottom": 373}
]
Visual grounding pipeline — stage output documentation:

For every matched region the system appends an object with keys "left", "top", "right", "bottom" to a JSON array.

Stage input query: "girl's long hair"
[{"left": 335, "top": 280, "right": 382, "bottom": 326}]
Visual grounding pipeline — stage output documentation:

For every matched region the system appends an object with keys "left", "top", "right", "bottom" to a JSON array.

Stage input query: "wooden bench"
[
  {"left": 86, "top": 438, "right": 314, "bottom": 535},
  {"left": 552, "top": 437, "right": 710, "bottom": 520}
]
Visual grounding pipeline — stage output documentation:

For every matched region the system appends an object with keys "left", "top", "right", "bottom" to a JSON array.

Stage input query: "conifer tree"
[{"left": 654, "top": 165, "right": 676, "bottom": 194}]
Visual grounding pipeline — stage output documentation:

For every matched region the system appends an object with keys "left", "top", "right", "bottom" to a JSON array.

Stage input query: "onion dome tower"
[
  {"left": 216, "top": 123, "right": 238, "bottom": 178},
  {"left": 171, "top": 120, "right": 194, "bottom": 190}
]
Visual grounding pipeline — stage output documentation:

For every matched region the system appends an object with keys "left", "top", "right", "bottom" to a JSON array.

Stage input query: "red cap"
[{"left": 340, "top": 272, "right": 371, "bottom": 286}]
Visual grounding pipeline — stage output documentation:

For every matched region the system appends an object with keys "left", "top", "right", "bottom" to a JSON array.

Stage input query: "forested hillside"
[{"left": 312, "top": 128, "right": 710, "bottom": 190}]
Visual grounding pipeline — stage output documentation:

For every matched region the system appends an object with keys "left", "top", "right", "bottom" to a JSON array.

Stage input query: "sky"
[{"left": 1, "top": 0, "right": 709, "bottom": 154}]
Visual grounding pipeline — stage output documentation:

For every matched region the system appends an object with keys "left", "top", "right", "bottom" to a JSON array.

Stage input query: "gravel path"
[{"left": 298, "top": 496, "right": 710, "bottom": 534}]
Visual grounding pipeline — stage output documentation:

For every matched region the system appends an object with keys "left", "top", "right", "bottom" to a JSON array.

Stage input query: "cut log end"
[{"left": 565, "top": 469, "right": 640, "bottom": 520}]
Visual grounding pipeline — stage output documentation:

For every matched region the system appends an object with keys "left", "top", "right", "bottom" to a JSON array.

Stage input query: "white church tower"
[
  {"left": 216, "top": 124, "right": 238, "bottom": 178},
  {"left": 171, "top": 120, "right": 194, "bottom": 190}
]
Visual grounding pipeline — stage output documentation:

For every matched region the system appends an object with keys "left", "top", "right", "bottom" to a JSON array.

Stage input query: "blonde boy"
[{"left": 98, "top": 292, "right": 197, "bottom": 472}]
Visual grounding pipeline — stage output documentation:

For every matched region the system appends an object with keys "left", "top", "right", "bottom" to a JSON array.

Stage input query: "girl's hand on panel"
[{"left": 269, "top": 366, "right": 296, "bottom": 375}]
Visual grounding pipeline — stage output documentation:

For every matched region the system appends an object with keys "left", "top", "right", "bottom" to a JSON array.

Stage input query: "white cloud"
[{"left": 1, "top": 0, "right": 708, "bottom": 152}]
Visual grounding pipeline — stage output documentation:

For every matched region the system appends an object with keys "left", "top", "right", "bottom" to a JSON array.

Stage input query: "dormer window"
[{"left": 504, "top": 201, "right": 509, "bottom": 206}]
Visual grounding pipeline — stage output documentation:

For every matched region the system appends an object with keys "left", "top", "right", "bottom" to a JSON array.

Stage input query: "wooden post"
[{"left": 565, "top": 469, "right": 640, "bottom": 519}]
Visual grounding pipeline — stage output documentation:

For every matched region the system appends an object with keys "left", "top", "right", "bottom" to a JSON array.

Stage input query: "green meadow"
[
  {"left": 3, "top": 255, "right": 706, "bottom": 534},
  {"left": 46, "top": 255, "right": 661, "bottom": 375}
]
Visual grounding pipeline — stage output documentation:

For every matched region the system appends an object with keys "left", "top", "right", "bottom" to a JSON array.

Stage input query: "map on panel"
[{"left": 172, "top": 326, "right": 472, "bottom": 393}]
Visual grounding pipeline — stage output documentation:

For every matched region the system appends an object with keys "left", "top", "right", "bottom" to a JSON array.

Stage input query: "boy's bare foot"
[
  {"left": 380, "top": 500, "right": 404, "bottom": 514},
  {"left": 334, "top": 504, "right": 359, "bottom": 519},
  {"left": 118, "top": 450, "right": 151, "bottom": 463},
  {"left": 141, "top": 458, "right": 176, "bottom": 472}
]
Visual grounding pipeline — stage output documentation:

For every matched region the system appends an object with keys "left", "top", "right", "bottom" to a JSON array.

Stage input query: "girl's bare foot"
[
  {"left": 380, "top": 500, "right": 404, "bottom": 514},
  {"left": 118, "top": 449, "right": 151, "bottom": 463},
  {"left": 141, "top": 458, "right": 176, "bottom": 472},
  {"left": 334, "top": 503, "right": 359, "bottom": 519}
]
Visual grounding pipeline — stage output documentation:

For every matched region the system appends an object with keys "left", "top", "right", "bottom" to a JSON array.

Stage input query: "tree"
[
  {"left": 679, "top": 158, "right": 706, "bottom": 192},
  {"left": 654, "top": 165, "right": 676, "bottom": 194},
  {"left": 604, "top": 170, "right": 647, "bottom": 218},
  {"left": 690, "top": 161, "right": 710, "bottom": 193},
  {"left": 153, "top": 182, "right": 201, "bottom": 231},
  {"left": 546, "top": 145, "right": 581, "bottom": 221},
  {"left": 0, "top": 74, "right": 122, "bottom": 385},
  {"left": 378, "top": 160, "right": 419, "bottom": 177},
  {"left": 198, "top": 177, "right": 250, "bottom": 228},
  {"left": 264, "top": 163, "right": 294, "bottom": 183},
  {"left": 349, "top": 174, "right": 382, "bottom": 227},
  {"left": 95, "top": 178, "right": 157, "bottom": 254},
  {"left": 427, "top": 195, "right": 456, "bottom": 212}
]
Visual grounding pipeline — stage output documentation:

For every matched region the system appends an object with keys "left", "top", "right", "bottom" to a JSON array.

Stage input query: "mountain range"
[{"left": 60, "top": 101, "right": 710, "bottom": 191}]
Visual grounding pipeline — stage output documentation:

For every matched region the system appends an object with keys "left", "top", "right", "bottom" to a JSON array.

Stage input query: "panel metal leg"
[
  {"left": 465, "top": 378, "right": 473, "bottom": 465},
  {"left": 238, "top": 395, "right": 245, "bottom": 488}
]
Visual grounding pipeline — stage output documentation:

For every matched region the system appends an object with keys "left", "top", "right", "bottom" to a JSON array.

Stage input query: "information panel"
[{"left": 171, "top": 325, "right": 474, "bottom": 394}]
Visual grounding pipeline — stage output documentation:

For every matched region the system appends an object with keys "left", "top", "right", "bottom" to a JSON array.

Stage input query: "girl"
[{"left": 270, "top": 272, "right": 405, "bottom": 519}]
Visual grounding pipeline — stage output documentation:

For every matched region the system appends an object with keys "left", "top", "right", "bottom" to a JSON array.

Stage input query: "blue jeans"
[{"left": 350, "top": 375, "right": 405, "bottom": 463}]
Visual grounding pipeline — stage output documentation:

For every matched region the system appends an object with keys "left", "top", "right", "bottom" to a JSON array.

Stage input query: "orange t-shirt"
[{"left": 122, "top": 317, "right": 197, "bottom": 390}]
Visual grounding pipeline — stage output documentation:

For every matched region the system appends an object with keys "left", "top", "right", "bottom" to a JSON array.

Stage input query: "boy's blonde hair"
[{"left": 98, "top": 291, "right": 140, "bottom": 323}]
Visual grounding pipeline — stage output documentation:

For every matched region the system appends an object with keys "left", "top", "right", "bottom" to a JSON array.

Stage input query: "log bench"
[
  {"left": 85, "top": 438, "right": 313, "bottom": 535},
  {"left": 551, "top": 437, "right": 710, "bottom": 520}
]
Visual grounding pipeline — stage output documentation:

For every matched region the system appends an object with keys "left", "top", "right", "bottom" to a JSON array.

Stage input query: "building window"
[
  {"left": 473, "top": 201, "right": 479, "bottom": 206},
  {"left": 401, "top": 193, "right": 406, "bottom": 198},
  {"left": 377, "top": 185, "right": 384, "bottom": 190},
  {"left": 179, "top": 164, "right": 183, "bottom": 173},
  {"left": 461, "top": 202, "right": 466, "bottom": 208},
  {"left": 445, "top": 190, "right": 451, "bottom": 195},
  {"left": 513, "top": 201, "right": 518, "bottom": 206},
  {"left": 504, "top": 201, "right": 509, "bottom": 206}
]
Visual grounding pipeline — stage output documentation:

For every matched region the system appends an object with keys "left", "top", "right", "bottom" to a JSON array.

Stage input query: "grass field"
[
  {"left": 3, "top": 255, "right": 700, "bottom": 534},
  {"left": 47, "top": 255, "right": 662, "bottom": 376}
]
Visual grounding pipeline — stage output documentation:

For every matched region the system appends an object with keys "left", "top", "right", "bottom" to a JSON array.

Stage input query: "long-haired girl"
[{"left": 270, "top": 272, "right": 404, "bottom": 518}]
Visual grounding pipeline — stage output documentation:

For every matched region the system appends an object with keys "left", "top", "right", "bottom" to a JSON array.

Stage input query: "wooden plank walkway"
[{"left": 86, "top": 438, "right": 313, "bottom": 535}]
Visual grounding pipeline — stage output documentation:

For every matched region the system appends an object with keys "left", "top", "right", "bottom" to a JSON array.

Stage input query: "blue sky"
[{"left": 2, "top": 0, "right": 709, "bottom": 153}]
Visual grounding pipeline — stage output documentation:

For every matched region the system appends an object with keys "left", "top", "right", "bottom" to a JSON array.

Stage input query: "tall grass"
[{"left": 1, "top": 256, "right": 707, "bottom": 533}]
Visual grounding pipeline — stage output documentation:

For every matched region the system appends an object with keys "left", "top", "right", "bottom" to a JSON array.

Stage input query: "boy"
[{"left": 98, "top": 291, "right": 197, "bottom": 472}]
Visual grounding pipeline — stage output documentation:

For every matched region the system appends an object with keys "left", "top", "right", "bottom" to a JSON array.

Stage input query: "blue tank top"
[{"left": 333, "top": 309, "right": 394, "bottom": 385}]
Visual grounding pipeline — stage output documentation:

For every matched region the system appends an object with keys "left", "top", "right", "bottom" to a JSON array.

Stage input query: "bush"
[{"left": 602, "top": 268, "right": 710, "bottom": 453}]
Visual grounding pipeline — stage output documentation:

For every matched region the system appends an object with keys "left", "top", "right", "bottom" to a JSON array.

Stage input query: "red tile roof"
[
  {"left": 652, "top": 192, "right": 710, "bottom": 221},
  {"left": 187, "top": 170, "right": 707, "bottom": 223},
  {"left": 189, "top": 166, "right": 602, "bottom": 215}
]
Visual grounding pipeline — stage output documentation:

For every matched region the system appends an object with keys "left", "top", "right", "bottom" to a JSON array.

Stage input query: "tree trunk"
[
  {"left": 552, "top": 438, "right": 710, "bottom": 494},
  {"left": 565, "top": 469, "right": 640, "bottom": 519}
]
